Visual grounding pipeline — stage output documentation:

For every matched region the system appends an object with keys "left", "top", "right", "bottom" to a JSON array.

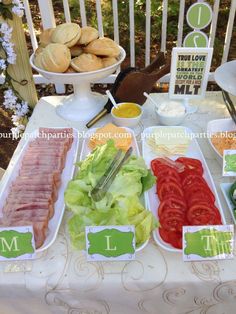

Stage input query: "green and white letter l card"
[
  {"left": 183, "top": 225, "right": 234, "bottom": 262},
  {"left": 86, "top": 225, "right": 135, "bottom": 261},
  {"left": 0, "top": 226, "right": 35, "bottom": 261}
]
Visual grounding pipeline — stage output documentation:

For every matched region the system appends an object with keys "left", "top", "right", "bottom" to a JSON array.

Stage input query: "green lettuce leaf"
[{"left": 65, "top": 140, "right": 156, "bottom": 249}]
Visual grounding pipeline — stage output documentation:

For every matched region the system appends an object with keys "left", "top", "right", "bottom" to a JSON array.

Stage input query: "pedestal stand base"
[{"left": 56, "top": 92, "right": 107, "bottom": 122}]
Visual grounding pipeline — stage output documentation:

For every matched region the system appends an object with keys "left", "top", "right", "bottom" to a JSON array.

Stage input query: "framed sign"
[{"left": 169, "top": 47, "right": 213, "bottom": 100}]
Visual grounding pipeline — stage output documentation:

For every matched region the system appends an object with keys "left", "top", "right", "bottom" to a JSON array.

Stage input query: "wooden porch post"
[{"left": 6, "top": 14, "right": 38, "bottom": 108}]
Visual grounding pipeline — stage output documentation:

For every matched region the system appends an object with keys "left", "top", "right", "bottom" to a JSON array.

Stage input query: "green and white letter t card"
[
  {"left": 183, "top": 225, "right": 234, "bottom": 261},
  {"left": 86, "top": 225, "right": 135, "bottom": 261}
]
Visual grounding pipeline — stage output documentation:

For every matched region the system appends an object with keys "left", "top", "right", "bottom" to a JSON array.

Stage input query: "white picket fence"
[{"left": 14, "top": 0, "right": 236, "bottom": 92}]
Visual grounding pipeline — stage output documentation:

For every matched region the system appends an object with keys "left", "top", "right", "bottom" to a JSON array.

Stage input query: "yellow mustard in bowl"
[{"left": 112, "top": 103, "right": 141, "bottom": 118}]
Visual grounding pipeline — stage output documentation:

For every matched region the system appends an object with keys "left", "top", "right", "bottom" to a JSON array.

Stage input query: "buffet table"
[{"left": 0, "top": 91, "right": 235, "bottom": 314}]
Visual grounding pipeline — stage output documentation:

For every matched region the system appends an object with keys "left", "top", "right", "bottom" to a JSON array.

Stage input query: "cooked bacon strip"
[
  {"left": 0, "top": 127, "right": 74, "bottom": 249},
  {"left": 14, "top": 174, "right": 61, "bottom": 189},
  {"left": 24, "top": 152, "right": 66, "bottom": 167},
  {"left": 6, "top": 209, "right": 49, "bottom": 221},
  {"left": 11, "top": 184, "right": 53, "bottom": 191},
  {"left": 18, "top": 171, "right": 61, "bottom": 188},
  {"left": 3, "top": 202, "right": 54, "bottom": 218},
  {"left": 22, "top": 158, "right": 62, "bottom": 166},
  {"left": 6, "top": 197, "right": 53, "bottom": 206},
  {"left": 39, "top": 127, "right": 73, "bottom": 147},
  {"left": 20, "top": 163, "right": 62, "bottom": 172},
  {"left": 7, "top": 191, "right": 52, "bottom": 202}
]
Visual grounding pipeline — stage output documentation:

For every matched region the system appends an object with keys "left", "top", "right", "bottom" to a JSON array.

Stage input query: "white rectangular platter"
[
  {"left": 220, "top": 183, "right": 236, "bottom": 224},
  {"left": 142, "top": 126, "right": 226, "bottom": 253},
  {"left": 0, "top": 127, "right": 79, "bottom": 253},
  {"left": 80, "top": 127, "right": 149, "bottom": 252}
]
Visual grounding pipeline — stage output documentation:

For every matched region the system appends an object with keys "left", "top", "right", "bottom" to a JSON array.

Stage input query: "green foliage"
[
  {"left": 68, "top": 0, "right": 230, "bottom": 66},
  {"left": 68, "top": 0, "right": 181, "bottom": 55}
]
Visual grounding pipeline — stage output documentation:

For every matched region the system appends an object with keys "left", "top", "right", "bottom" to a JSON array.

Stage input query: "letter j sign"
[{"left": 85, "top": 226, "right": 136, "bottom": 261}]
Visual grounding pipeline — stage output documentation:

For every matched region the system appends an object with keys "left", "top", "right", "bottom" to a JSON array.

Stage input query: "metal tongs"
[
  {"left": 90, "top": 147, "right": 133, "bottom": 202},
  {"left": 222, "top": 90, "right": 236, "bottom": 125}
]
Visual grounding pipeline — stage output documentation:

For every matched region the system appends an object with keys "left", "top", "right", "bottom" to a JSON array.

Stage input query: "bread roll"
[
  {"left": 35, "top": 47, "right": 44, "bottom": 56},
  {"left": 102, "top": 57, "right": 117, "bottom": 68},
  {"left": 41, "top": 43, "right": 71, "bottom": 72},
  {"left": 65, "top": 66, "right": 77, "bottom": 73},
  {"left": 71, "top": 53, "right": 103, "bottom": 72},
  {"left": 40, "top": 28, "right": 55, "bottom": 47},
  {"left": 84, "top": 37, "right": 120, "bottom": 57},
  {"left": 70, "top": 45, "right": 83, "bottom": 57},
  {"left": 52, "top": 23, "right": 81, "bottom": 48},
  {"left": 78, "top": 26, "right": 99, "bottom": 45},
  {"left": 34, "top": 47, "right": 44, "bottom": 69}
]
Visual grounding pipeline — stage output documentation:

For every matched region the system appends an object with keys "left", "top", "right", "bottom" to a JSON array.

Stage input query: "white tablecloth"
[{"left": 0, "top": 92, "right": 235, "bottom": 314}]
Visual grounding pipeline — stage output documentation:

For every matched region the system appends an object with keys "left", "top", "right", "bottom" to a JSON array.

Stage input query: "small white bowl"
[
  {"left": 111, "top": 103, "right": 143, "bottom": 127},
  {"left": 207, "top": 118, "right": 236, "bottom": 163},
  {"left": 156, "top": 110, "right": 187, "bottom": 125},
  {"left": 155, "top": 100, "right": 187, "bottom": 126}
]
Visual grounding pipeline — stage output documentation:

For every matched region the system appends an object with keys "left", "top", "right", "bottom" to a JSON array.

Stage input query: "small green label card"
[
  {"left": 86, "top": 226, "right": 135, "bottom": 261},
  {"left": 0, "top": 226, "right": 35, "bottom": 261},
  {"left": 183, "top": 225, "right": 234, "bottom": 261},
  {"left": 223, "top": 150, "right": 236, "bottom": 176}
]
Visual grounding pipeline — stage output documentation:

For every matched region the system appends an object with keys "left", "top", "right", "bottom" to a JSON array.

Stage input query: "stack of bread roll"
[{"left": 34, "top": 23, "right": 121, "bottom": 73}]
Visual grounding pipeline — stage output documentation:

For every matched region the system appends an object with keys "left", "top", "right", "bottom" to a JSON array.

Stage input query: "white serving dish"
[
  {"left": 155, "top": 109, "right": 187, "bottom": 126},
  {"left": 111, "top": 103, "right": 143, "bottom": 127},
  {"left": 215, "top": 60, "right": 236, "bottom": 96},
  {"left": 0, "top": 128, "right": 79, "bottom": 253},
  {"left": 220, "top": 183, "right": 236, "bottom": 224},
  {"left": 30, "top": 47, "right": 126, "bottom": 122},
  {"left": 155, "top": 100, "right": 187, "bottom": 126},
  {"left": 142, "top": 126, "right": 226, "bottom": 253},
  {"left": 80, "top": 127, "right": 149, "bottom": 252},
  {"left": 207, "top": 118, "right": 236, "bottom": 163}
]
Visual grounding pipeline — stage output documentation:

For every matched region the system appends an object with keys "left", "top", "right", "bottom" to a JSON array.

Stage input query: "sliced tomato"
[
  {"left": 158, "top": 196, "right": 187, "bottom": 216},
  {"left": 157, "top": 176, "right": 182, "bottom": 188},
  {"left": 180, "top": 169, "right": 201, "bottom": 181},
  {"left": 159, "top": 228, "right": 182, "bottom": 249},
  {"left": 159, "top": 208, "right": 185, "bottom": 220},
  {"left": 151, "top": 160, "right": 173, "bottom": 175},
  {"left": 157, "top": 181, "right": 184, "bottom": 201},
  {"left": 156, "top": 167, "right": 181, "bottom": 182},
  {"left": 182, "top": 174, "right": 208, "bottom": 189},
  {"left": 152, "top": 157, "right": 185, "bottom": 172},
  {"left": 212, "top": 217, "right": 223, "bottom": 225},
  {"left": 187, "top": 204, "right": 221, "bottom": 225},
  {"left": 187, "top": 197, "right": 213, "bottom": 207},
  {"left": 186, "top": 184, "right": 215, "bottom": 204},
  {"left": 176, "top": 157, "right": 203, "bottom": 176},
  {"left": 160, "top": 214, "right": 186, "bottom": 233},
  {"left": 176, "top": 157, "right": 202, "bottom": 168}
]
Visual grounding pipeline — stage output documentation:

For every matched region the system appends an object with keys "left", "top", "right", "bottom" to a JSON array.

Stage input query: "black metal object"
[{"left": 222, "top": 90, "right": 236, "bottom": 124}]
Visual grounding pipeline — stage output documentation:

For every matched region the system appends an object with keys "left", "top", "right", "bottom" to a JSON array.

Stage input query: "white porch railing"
[{"left": 1, "top": 0, "right": 236, "bottom": 90}]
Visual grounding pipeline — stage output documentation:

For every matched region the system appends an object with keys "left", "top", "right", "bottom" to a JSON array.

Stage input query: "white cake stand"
[
  {"left": 30, "top": 47, "right": 126, "bottom": 122},
  {"left": 215, "top": 60, "right": 236, "bottom": 96},
  {"left": 215, "top": 60, "right": 236, "bottom": 123}
]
